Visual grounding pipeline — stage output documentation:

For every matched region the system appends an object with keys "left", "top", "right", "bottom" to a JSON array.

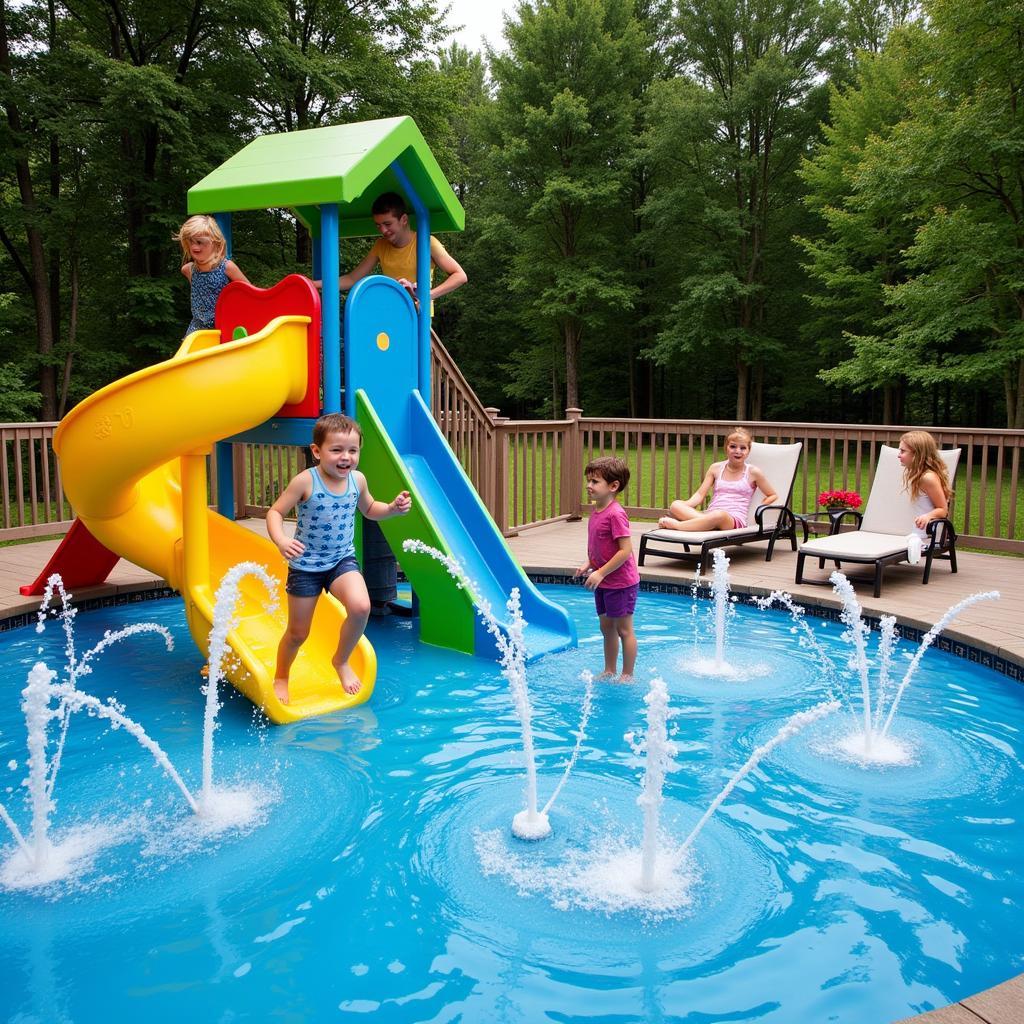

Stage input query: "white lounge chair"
[
  {"left": 795, "top": 444, "right": 960, "bottom": 598},
  {"left": 638, "top": 441, "right": 803, "bottom": 566}
]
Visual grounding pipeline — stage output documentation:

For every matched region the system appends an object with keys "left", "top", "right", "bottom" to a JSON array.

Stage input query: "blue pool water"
[{"left": 1, "top": 585, "right": 1023, "bottom": 1022}]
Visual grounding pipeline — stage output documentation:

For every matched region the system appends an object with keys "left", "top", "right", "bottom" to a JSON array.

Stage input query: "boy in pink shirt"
[{"left": 575, "top": 456, "right": 640, "bottom": 681}]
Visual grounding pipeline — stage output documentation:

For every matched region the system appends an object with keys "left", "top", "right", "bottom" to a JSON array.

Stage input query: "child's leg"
[
  {"left": 274, "top": 594, "right": 319, "bottom": 703},
  {"left": 657, "top": 508, "right": 734, "bottom": 532},
  {"left": 615, "top": 614, "right": 637, "bottom": 680},
  {"left": 598, "top": 614, "right": 619, "bottom": 677},
  {"left": 328, "top": 570, "right": 372, "bottom": 695}
]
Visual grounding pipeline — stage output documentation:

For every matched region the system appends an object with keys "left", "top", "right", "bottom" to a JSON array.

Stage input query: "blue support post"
[
  {"left": 389, "top": 162, "right": 431, "bottom": 405},
  {"left": 214, "top": 211, "right": 235, "bottom": 516},
  {"left": 214, "top": 213, "right": 232, "bottom": 257},
  {"left": 216, "top": 442, "right": 235, "bottom": 518},
  {"left": 320, "top": 203, "right": 342, "bottom": 414}
]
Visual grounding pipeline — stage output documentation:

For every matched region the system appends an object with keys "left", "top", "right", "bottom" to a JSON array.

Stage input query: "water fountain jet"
[{"left": 402, "top": 540, "right": 594, "bottom": 840}]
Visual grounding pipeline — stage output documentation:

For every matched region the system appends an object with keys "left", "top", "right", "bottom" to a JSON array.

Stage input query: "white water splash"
[
  {"left": 676, "top": 699, "right": 841, "bottom": 859},
  {"left": 401, "top": 539, "right": 593, "bottom": 840},
  {"left": 879, "top": 589, "right": 1001, "bottom": 739},
  {"left": 200, "top": 562, "right": 278, "bottom": 809},
  {"left": 634, "top": 676, "right": 677, "bottom": 891},
  {"left": 759, "top": 575, "right": 1000, "bottom": 763}
]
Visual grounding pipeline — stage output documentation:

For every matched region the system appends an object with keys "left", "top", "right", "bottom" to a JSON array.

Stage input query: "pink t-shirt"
[{"left": 587, "top": 500, "right": 640, "bottom": 589}]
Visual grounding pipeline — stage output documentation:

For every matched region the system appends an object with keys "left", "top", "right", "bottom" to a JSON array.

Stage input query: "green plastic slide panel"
[{"left": 356, "top": 391, "right": 476, "bottom": 656}]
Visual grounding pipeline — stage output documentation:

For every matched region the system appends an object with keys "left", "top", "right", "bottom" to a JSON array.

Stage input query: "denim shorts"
[
  {"left": 594, "top": 583, "right": 638, "bottom": 619},
  {"left": 286, "top": 555, "right": 360, "bottom": 597}
]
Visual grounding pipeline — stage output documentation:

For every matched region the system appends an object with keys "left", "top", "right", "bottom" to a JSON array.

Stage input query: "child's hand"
[
  {"left": 277, "top": 537, "right": 305, "bottom": 560},
  {"left": 914, "top": 513, "right": 931, "bottom": 529},
  {"left": 390, "top": 491, "right": 412, "bottom": 515},
  {"left": 574, "top": 563, "right": 591, "bottom": 578},
  {"left": 584, "top": 570, "right": 604, "bottom": 591}
]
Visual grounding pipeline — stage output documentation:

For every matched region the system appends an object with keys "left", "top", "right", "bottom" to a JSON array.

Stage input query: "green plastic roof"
[{"left": 187, "top": 117, "right": 464, "bottom": 237}]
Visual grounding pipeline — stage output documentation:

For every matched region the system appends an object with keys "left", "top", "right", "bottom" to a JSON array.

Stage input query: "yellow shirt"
[{"left": 369, "top": 232, "right": 448, "bottom": 287}]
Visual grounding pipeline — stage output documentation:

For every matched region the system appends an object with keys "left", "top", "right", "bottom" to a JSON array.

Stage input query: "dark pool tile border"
[
  {"left": 0, "top": 586, "right": 178, "bottom": 633},
  {"left": 530, "top": 572, "right": 1024, "bottom": 683},
  {"left": 3, "top": 576, "right": 1021, "bottom": 683}
]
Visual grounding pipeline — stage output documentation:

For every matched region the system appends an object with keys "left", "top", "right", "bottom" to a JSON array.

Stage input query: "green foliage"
[
  {"left": 0, "top": 362, "right": 40, "bottom": 420},
  {"left": 1, "top": 0, "right": 1021, "bottom": 430},
  {"left": 641, "top": 0, "right": 838, "bottom": 419},
  {"left": 478, "top": 0, "right": 645, "bottom": 408},
  {"left": 804, "top": 0, "right": 1024, "bottom": 426}
]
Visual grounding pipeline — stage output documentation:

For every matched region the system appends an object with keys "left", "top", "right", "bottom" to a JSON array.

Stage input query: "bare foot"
[
  {"left": 273, "top": 677, "right": 290, "bottom": 704},
  {"left": 657, "top": 516, "right": 677, "bottom": 530},
  {"left": 596, "top": 669, "right": 616, "bottom": 680},
  {"left": 334, "top": 661, "right": 362, "bottom": 695},
  {"left": 618, "top": 673, "right": 635, "bottom": 684}
]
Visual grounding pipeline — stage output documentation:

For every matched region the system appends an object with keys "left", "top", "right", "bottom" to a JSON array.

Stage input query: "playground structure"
[{"left": 24, "top": 117, "right": 576, "bottom": 724}]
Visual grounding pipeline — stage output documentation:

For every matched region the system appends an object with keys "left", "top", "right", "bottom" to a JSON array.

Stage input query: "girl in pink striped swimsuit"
[{"left": 657, "top": 427, "right": 778, "bottom": 533}]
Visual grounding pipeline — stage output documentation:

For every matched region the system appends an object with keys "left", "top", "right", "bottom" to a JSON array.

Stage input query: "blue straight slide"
[{"left": 346, "top": 275, "right": 577, "bottom": 661}]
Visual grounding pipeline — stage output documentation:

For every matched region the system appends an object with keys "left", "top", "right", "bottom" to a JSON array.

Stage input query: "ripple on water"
[
  {"left": 741, "top": 713, "right": 1011, "bottom": 802},
  {"left": 0, "top": 743, "right": 370, "bottom": 927},
  {"left": 657, "top": 647, "right": 825, "bottom": 701},
  {"left": 415, "top": 774, "right": 783, "bottom": 971}
]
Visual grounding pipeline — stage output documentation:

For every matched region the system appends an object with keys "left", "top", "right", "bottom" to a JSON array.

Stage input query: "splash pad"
[{"left": 1, "top": 578, "right": 1022, "bottom": 1022}]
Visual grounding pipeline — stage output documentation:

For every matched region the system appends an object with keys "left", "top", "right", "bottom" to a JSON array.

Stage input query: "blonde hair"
[
  {"left": 725, "top": 426, "right": 753, "bottom": 446},
  {"left": 174, "top": 215, "right": 226, "bottom": 267},
  {"left": 899, "top": 430, "right": 952, "bottom": 501}
]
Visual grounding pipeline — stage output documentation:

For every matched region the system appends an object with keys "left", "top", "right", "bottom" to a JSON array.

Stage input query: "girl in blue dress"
[{"left": 175, "top": 215, "right": 249, "bottom": 336}]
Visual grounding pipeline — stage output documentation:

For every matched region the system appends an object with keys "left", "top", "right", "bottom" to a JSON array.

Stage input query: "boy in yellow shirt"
[{"left": 336, "top": 192, "right": 467, "bottom": 301}]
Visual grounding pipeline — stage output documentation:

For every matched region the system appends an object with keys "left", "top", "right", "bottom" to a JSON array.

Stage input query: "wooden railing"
[
  {"left": 430, "top": 331, "right": 498, "bottom": 514},
  {"left": 1, "top": 422, "right": 73, "bottom": 540},
  {"left": 6, "top": 411, "right": 1023, "bottom": 554}
]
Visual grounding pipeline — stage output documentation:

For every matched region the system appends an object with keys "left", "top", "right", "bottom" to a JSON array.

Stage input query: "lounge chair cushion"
[
  {"left": 644, "top": 526, "right": 755, "bottom": 544},
  {"left": 800, "top": 531, "right": 914, "bottom": 560}
]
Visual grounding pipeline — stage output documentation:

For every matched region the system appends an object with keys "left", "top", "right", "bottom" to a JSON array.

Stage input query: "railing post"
[
  {"left": 494, "top": 419, "right": 511, "bottom": 536},
  {"left": 483, "top": 408, "right": 501, "bottom": 516},
  {"left": 563, "top": 407, "right": 583, "bottom": 521}
]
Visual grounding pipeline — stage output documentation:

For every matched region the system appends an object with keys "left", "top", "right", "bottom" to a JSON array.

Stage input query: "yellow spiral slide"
[{"left": 54, "top": 316, "right": 376, "bottom": 724}]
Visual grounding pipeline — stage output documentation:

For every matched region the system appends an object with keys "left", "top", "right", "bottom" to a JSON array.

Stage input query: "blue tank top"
[
  {"left": 187, "top": 259, "right": 229, "bottom": 335},
  {"left": 289, "top": 468, "right": 360, "bottom": 571}
]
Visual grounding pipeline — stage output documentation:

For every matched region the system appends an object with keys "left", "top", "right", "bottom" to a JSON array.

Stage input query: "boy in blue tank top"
[{"left": 267, "top": 413, "right": 411, "bottom": 704}]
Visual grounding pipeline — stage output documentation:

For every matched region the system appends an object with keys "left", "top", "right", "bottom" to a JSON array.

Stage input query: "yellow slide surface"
[{"left": 54, "top": 316, "right": 376, "bottom": 724}]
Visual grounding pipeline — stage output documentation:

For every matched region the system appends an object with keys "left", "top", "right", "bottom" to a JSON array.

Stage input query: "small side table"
[{"left": 793, "top": 509, "right": 853, "bottom": 544}]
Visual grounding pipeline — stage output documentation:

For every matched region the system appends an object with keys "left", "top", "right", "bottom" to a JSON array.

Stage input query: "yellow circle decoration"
[{"left": 376, "top": 332, "right": 390, "bottom": 351}]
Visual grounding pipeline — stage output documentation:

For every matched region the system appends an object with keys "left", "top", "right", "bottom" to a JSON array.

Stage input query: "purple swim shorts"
[{"left": 594, "top": 583, "right": 639, "bottom": 619}]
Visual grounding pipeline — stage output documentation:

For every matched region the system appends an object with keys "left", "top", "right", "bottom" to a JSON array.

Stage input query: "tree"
[
  {"left": 643, "top": 0, "right": 838, "bottom": 420},
  {"left": 838, "top": 0, "right": 1024, "bottom": 427},
  {"left": 797, "top": 35, "right": 922, "bottom": 423},
  {"left": 480, "top": 0, "right": 645, "bottom": 411},
  {"left": 241, "top": 0, "right": 454, "bottom": 262}
]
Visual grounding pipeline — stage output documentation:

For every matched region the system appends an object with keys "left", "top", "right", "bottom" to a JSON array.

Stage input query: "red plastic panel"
[
  {"left": 215, "top": 274, "right": 321, "bottom": 418},
  {"left": 19, "top": 518, "right": 120, "bottom": 595}
]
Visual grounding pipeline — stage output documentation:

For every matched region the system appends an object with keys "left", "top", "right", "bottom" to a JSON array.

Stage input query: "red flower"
[{"left": 818, "top": 489, "right": 862, "bottom": 510}]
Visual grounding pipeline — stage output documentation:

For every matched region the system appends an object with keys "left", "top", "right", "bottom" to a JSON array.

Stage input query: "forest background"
[{"left": 1, "top": 0, "right": 1022, "bottom": 430}]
